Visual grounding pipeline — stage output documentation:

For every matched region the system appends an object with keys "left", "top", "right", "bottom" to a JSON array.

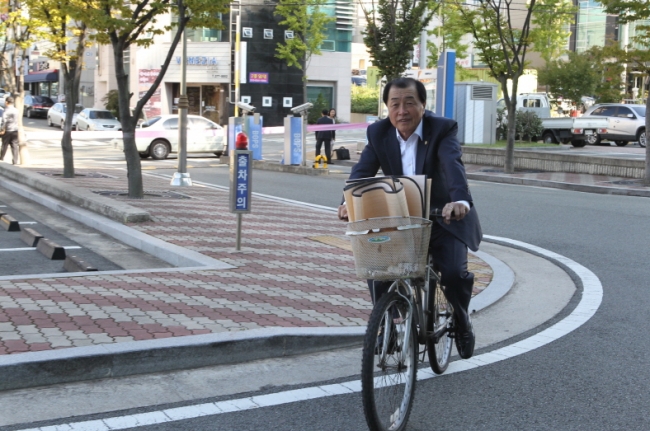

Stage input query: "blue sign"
[
  {"left": 436, "top": 50, "right": 456, "bottom": 119},
  {"left": 289, "top": 116, "right": 302, "bottom": 165},
  {"left": 248, "top": 116, "right": 263, "bottom": 160},
  {"left": 232, "top": 151, "right": 252, "bottom": 212}
]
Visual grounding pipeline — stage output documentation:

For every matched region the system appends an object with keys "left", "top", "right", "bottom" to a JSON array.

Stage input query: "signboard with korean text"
[
  {"left": 283, "top": 116, "right": 303, "bottom": 165},
  {"left": 248, "top": 114, "right": 263, "bottom": 160},
  {"left": 249, "top": 72, "right": 269, "bottom": 84},
  {"left": 138, "top": 69, "right": 162, "bottom": 117},
  {"left": 230, "top": 150, "right": 252, "bottom": 213}
]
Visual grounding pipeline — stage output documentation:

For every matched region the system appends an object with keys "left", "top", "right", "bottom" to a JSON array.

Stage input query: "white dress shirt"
[{"left": 396, "top": 120, "right": 469, "bottom": 210}]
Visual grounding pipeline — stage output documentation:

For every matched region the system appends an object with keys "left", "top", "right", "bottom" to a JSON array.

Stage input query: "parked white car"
[
  {"left": 47, "top": 103, "right": 84, "bottom": 128},
  {"left": 75, "top": 108, "right": 122, "bottom": 131},
  {"left": 130, "top": 115, "right": 225, "bottom": 159}
]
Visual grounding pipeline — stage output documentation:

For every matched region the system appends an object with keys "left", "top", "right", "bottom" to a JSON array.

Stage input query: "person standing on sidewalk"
[
  {"left": 315, "top": 109, "right": 335, "bottom": 164},
  {"left": 338, "top": 77, "right": 482, "bottom": 359},
  {"left": 1, "top": 96, "right": 19, "bottom": 165}
]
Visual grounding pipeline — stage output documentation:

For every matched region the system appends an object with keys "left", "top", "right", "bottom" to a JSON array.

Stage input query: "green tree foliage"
[
  {"left": 275, "top": 0, "right": 333, "bottom": 103},
  {"left": 68, "top": 0, "right": 229, "bottom": 198},
  {"left": 529, "top": 0, "right": 575, "bottom": 64},
  {"left": 307, "top": 93, "right": 328, "bottom": 124},
  {"left": 362, "top": 0, "right": 438, "bottom": 81},
  {"left": 585, "top": 45, "right": 625, "bottom": 103},
  {"left": 453, "top": 0, "right": 538, "bottom": 173},
  {"left": 25, "top": 0, "right": 92, "bottom": 177},
  {"left": 426, "top": 3, "right": 469, "bottom": 68},
  {"left": 538, "top": 51, "right": 599, "bottom": 107},
  {"left": 102, "top": 89, "right": 120, "bottom": 118},
  {"left": 600, "top": 0, "right": 650, "bottom": 183},
  {"left": 515, "top": 111, "right": 544, "bottom": 142},
  {"left": 1, "top": 0, "right": 47, "bottom": 164},
  {"left": 351, "top": 86, "right": 379, "bottom": 114}
]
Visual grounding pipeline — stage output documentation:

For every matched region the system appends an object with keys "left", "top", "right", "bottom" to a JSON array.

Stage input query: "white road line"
[
  {"left": 17, "top": 235, "right": 603, "bottom": 431},
  {"left": 0, "top": 246, "right": 81, "bottom": 252}
]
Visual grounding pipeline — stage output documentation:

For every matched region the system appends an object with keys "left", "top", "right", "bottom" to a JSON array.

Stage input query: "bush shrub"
[
  {"left": 498, "top": 109, "right": 544, "bottom": 142},
  {"left": 351, "top": 86, "right": 379, "bottom": 114}
]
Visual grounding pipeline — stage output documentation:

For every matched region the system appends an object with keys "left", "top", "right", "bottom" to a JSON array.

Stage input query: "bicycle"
[{"left": 346, "top": 212, "right": 455, "bottom": 431}]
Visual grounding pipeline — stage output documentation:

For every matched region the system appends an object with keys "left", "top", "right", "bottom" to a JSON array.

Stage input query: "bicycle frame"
[{"left": 384, "top": 262, "right": 443, "bottom": 360}]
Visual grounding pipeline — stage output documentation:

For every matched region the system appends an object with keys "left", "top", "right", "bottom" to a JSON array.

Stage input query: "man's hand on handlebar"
[
  {"left": 442, "top": 202, "right": 468, "bottom": 224},
  {"left": 338, "top": 204, "right": 349, "bottom": 221}
]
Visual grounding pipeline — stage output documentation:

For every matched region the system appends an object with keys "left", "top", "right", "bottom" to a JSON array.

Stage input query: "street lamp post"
[{"left": 171, "top": 29, "right": 192, "bottom": 187}]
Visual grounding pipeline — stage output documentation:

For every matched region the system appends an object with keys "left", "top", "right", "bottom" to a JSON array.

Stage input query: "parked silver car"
[
  {"left": 582, "top": 103, "right": 646, "bottom": 148},
  {"left": 75, "top": 108, "right": 122, "bottom": 131},
  {"left": 47, "top": 103, "right": 84, "bottom": 128}
]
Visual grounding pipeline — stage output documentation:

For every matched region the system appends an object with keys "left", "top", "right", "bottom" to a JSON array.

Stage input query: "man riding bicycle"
[{"left": 338, "top": 77, "right": 482, "bottom": 359}]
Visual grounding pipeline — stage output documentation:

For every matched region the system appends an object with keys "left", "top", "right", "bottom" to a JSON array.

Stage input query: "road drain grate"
[
  {"left": 38, "top": 172, "right": 117, "bottom": 179},
  {"left": 93, "top": 190, "right": 193, "bottom": 199}
]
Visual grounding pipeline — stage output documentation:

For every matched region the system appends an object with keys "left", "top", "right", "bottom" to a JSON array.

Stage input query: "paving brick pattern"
[{"left": 0, "top": 168, "right": 493, "bottom": 355}]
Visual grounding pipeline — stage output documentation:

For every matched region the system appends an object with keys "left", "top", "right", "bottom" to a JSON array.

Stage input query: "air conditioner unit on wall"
[{"left": 453, "top": 82, "right": 498, "bottom": 145}]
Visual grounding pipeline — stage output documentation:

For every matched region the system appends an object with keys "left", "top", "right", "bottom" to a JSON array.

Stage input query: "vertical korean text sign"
[
  {"left": 283, "top": 116, "right": 303, "bottom": 165},
  {"left": 229, "top": 150, "right": 252, "bottom": 213}
]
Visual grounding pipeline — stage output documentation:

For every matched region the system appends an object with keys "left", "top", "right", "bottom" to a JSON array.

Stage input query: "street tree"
[
  {"left": 584, "top": 44, "right": 625, "bottom": 104},
  {"left": 25, "top": 0, "right": 91, "bottom": 178},
  {"left": 0, "top": 0, "right": 45, "bottom": 165},
  {"left": 72, "top": 0, "right": 229, "bottom": 199},
  {"left": 426, "top": 3, "right": 469, "bottom": 67},
  {"left": 454, "top": 0, "right": 537, "bottom": 173},
  {"left": 362, "top": 0, "right": 438, "bottom": 81},
  {"left": 425, "top": 4, "right": 478, "bottom": 81},
  {"left": 274, "top": 0, "right": 332, "bottom": 104},
  {"left": 599, "top": 0, "right": 650, "bottom": 182},
  {"left": 537, "top": 50, "right": 599, "bottom": 109},
  {"left": 529, "top": 0, "right": 575, "bottom": 64}
]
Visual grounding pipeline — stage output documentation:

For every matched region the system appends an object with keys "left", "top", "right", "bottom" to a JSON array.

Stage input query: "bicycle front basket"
[{"left": 346, "top": 216, "right": 432, "bottom": 280}]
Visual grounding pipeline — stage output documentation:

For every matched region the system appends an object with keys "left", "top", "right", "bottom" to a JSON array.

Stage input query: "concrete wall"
[{"left": 462, "top": 147, "right": 646, "bottom": 179}]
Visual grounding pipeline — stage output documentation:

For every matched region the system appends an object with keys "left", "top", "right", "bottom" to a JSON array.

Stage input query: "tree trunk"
[
  {"left": 61, "top": 60, "right": 83, "bottom": 178},
  {"left": 502, "top": 77, "right": 518, "bottom": 174},
  {"left": 112, "top": 43, "right": 144, "bottom": 199}
]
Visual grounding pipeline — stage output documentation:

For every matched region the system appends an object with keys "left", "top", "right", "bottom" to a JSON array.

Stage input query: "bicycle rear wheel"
[
  {"left": 361, "top": 291, "right": 417, "bottom": 431},
  {"left": 427, "top": 278, "right": 454, "bottom": 374}
]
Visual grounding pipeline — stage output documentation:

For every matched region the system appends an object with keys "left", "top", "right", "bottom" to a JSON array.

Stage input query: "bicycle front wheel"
[
  {"left": 427, "top": 279, "right": 454, "bottom": 374},
  {"left": 361, "top": 291, "right": 417, "bottom": 431}
]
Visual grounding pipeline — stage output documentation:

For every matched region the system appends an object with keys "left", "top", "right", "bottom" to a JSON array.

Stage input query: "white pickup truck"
[{"left": 539, "top": 116, "right": 609, "bottom": 147}]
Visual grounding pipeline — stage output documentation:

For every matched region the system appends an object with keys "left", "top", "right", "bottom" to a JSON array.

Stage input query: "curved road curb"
[{"left": 19, "top": 236, "right": 602, "bottom": 431}]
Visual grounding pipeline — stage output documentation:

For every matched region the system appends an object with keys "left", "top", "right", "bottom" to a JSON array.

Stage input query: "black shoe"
[{"left": 454, "top": 320, "right": 475, "bottom": 359}]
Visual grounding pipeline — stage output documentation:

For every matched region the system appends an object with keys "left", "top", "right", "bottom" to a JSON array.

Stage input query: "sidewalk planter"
[{"left": 462, "top": 147, "right": 646, "bottom": 179}]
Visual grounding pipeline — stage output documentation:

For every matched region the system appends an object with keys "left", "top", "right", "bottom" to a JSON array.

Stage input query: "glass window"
[
  {"left": 593, "top": 106, "right": 617, "bottom": 116},
  {"left": 142, "top": 117, "right": 162, "bottom": 128},
  {"left": 163, "top": 118, "right": 179, "bottom": 130},
  {"left": 171, "top": 14, "right": 223, "bottom": 42},
  {"left": 190, "top": 117, "right": 214, "bottom": 129},
  {"left": 616, "top": 107, "right": 632, "bottom": 118},
  {"left": 632, "top": 106, "right": 646, "bottom": 117}
]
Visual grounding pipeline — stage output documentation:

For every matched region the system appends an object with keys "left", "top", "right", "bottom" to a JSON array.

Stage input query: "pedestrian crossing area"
[{"left": 26, "top": 139, "right": 114, "bottom": 149}]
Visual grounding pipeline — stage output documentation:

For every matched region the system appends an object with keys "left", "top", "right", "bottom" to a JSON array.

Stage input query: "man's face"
[{"left": 387, "top": 84, "right": 425, "bottom": 140}]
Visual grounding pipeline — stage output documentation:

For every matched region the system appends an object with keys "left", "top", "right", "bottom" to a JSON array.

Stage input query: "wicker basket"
[{"left": 346, "top": 216, "right": 431, "bottom": 280}]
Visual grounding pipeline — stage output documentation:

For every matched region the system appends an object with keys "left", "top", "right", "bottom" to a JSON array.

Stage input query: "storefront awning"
[{"left": 24, "top": 69, "right": 58, "bottom": 83}]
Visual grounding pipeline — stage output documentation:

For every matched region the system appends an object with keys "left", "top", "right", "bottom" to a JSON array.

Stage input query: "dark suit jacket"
[
  {"left": 350, "top": 110, "right": 482, "bottom": 251},
  {"left": 315, "top": 116, "right": 335, "bottom": 141}
]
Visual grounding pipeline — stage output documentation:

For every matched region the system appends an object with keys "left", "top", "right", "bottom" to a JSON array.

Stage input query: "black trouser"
[
  {"left": 367, "top": 223, "right": 474, "bottom": 330},
  {"left": 315, "top": 138, "right": 332, "bottom": 163},
  {"left": 1, "top": 131, "right": 19, "bottom": 165}
]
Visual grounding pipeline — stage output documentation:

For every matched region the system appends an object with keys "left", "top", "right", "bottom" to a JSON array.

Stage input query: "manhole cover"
[
  {"left": 39, "top": 172, "right": 117, "bottom": 179},
  {"left": 93, "top": 190, "right": 192, "bottom": 199}
]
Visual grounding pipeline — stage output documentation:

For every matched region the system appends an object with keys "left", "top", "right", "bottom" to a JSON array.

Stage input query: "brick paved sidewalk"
[{"left": 0, "top": 168, "right": 493, "bottom": 356}]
